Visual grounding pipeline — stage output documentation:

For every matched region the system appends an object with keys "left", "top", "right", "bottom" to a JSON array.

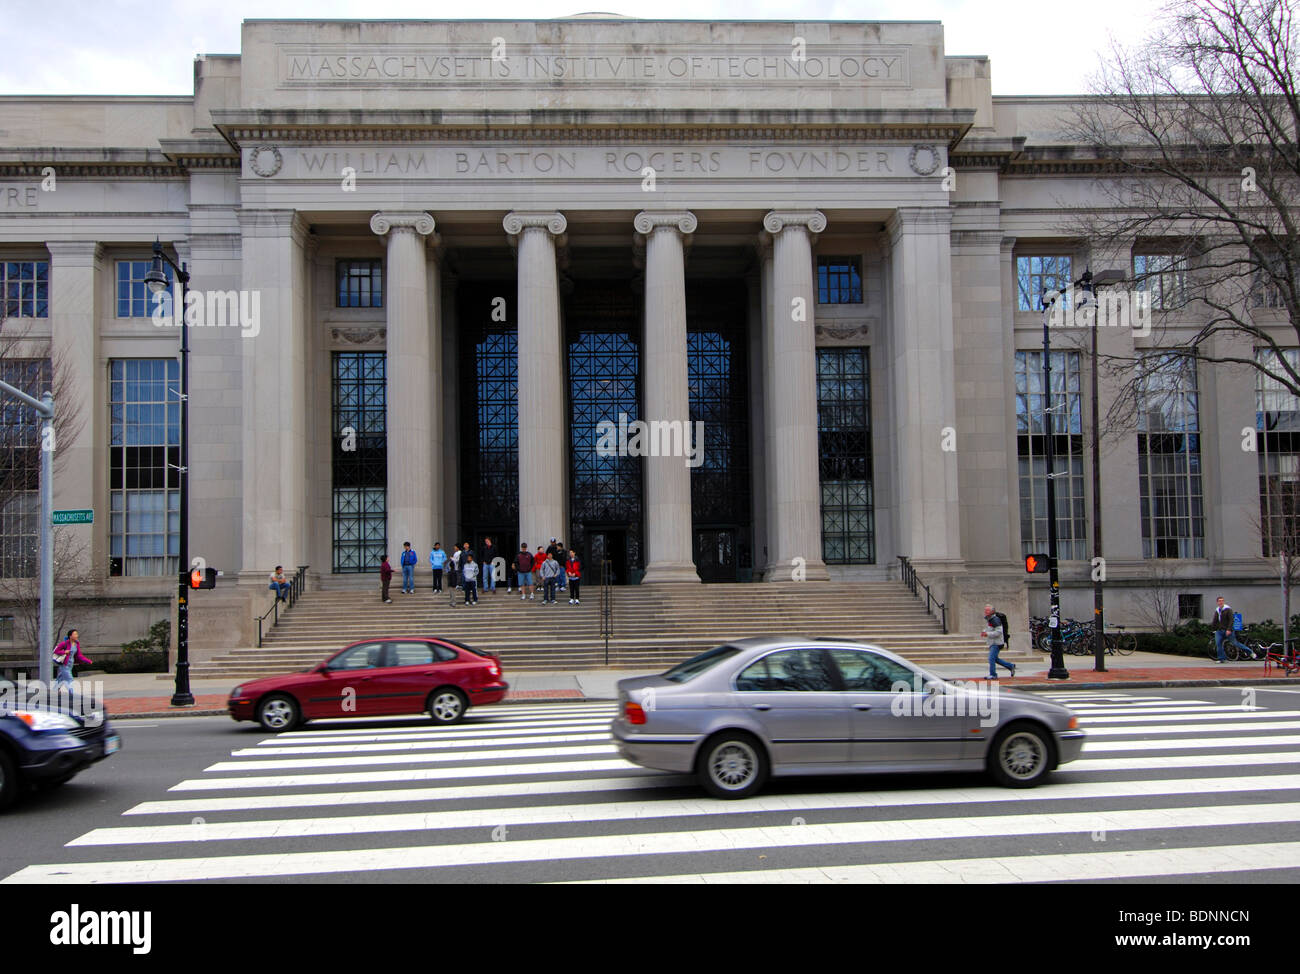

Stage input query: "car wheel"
[
  {"left": 257, "top": 694, "right": 301, "bottom": 732},
  {"left": 0, "top": 748, "right": 19, "bottom": 810},
  {"left": 428, "top": 688, "right": 468, "bottom": 725},
  {"left": 988, "top": 722, "right": 1055, "bottom": 788},
  {"left": 696, "top": 731, "right": 769, "bottom": 800}
]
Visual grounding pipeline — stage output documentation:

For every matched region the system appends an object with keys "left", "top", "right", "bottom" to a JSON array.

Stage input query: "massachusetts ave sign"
[{"left": 52, "top": 509, "right": 93, "bottom": 525}]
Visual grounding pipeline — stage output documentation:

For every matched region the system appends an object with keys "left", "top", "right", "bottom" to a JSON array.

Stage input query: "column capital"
[
  {"left": 370, "top": 211, "right": 435, "bottom": 237},
  {"left": 503, "top": 211, "right": 567, "bottom": 237},
  {"left": 1001, "top": 235, "right": 1018, "bottom": 256},
  {"left": 237, "top": 209, "right": 308, "bottom": 245},
  {"left": 887, "top": 206, "right": 953, "bottom": 244},
  {"left": 763, "top": 209, "right": 827, "bottom": 236},
  {"left": 44, "top": 241, "right": 103, "bottom": 264},
  {"left": 634, "top": 210, "right": 697, "bottom": 236}
]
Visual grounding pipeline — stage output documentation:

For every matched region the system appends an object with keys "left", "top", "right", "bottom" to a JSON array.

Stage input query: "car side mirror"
[{"left": 924, "top": 681, "right": 944, "bottom": 695}]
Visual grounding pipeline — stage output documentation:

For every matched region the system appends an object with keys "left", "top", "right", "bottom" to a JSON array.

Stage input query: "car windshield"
[{"left": 662, "top": 645, "right": 741, "bottom": 684}]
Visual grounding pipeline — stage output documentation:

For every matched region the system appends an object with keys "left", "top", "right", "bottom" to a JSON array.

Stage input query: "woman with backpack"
[{"left": 52, "top": 629, "right": 92, "bottom": 688}]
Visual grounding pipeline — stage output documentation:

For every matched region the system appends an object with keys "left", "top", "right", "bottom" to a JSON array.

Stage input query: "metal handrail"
[
  {"left": 256, "top": 565, "right": 309, "bottom": 647},
  {"left": 898, "top": 556, "right": 947, "bottom": 634},
  {"left": 600, "top": 559, "right": 613, "bottom": 666}
]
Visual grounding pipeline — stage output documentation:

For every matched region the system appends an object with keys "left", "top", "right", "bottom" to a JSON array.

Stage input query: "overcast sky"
[{"left": 1, "top": 0, "right": 1166, "bottom": 97}]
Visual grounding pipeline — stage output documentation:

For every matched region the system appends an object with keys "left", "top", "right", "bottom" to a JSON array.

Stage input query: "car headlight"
[
  {"left": 231, "top": 685, "right": 247, "bottom": 699},
  {"left": 13, "top": 710, "right": 79, "bottom": 732}
]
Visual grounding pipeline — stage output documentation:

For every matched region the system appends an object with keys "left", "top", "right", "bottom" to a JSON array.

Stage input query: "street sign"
[{"left": 52, "top": 509, "right": 93, "bottom": 525}]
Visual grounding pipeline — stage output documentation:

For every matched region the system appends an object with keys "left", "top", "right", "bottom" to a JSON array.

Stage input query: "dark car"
[
  {"left": 0, "top": 705, "right": 121, "bottom": 810},
  {"left": 228, "top": 636, "right": 509, "bottom": 731}
]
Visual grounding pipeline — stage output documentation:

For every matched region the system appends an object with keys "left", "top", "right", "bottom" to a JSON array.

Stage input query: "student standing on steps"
[
  {"left": 566, "top": 549, "right": 582, "bottom": 604},
  {"left": 429, "top": 542, "right": 446, "bottom": 593},
  {"left": 516, "top": 543, "right": 535, "bottom": 600},
  {"left": 400, "top": 541, "right": 418, "bottom": 594},
  {"left": 449, "top": 543, "right": 463, "bottom": 596},
  {"left": 462, "top": 553, "right": 479, "bottom": 605},
  {"left": 539, "top": 551, "right": 561, "bottom": 604},
  {"left": 379, "top": 555, "right": 394, "bottom": 603},
  {"left": 481, "top": 536, "right": 498, "bottom": 595}
]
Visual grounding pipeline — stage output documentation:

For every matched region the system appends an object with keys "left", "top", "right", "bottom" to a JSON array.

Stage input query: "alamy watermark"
[
  {"left": 0, "top": 677, "right": 105, "bottom": 727},
  {"left": 152, "top": 285, "right": 262, "bottom": 338},
  {"left": 596, "top": 412, "right": 704, "bottom": 468},
  {"left": 1046, "top": 287, "right": 1152, "bottom": 338}
]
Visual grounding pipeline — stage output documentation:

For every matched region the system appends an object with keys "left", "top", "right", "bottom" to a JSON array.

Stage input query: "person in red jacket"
[
  {"left": 53, "top": 629, "right": 92, "bottom": 688},
  {"left": 566, "top": 550, "right": 582, "bottom": 604},
  {"left": 379, "top": 556, "right": 393, "bottom": 603}
]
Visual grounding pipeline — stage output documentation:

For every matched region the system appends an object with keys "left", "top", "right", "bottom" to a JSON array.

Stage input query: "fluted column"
[
  {"left": 762, "top": 210, "right": 830, "bottom": 581},
  {"left": 504, "top": 211, "right": 567, "bottom": 547},
  {"left": 371, "top": 211, "right": 437, "bottom": 562},
  {"left": 636, "top": 211, "right": 701, "bottom": 584}
]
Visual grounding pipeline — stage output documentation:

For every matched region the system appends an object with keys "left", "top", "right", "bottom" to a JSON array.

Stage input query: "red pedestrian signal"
[
  {"left": 187, "top": 567, "right": 218, "bottom": 589},
  {"left": 1025, "top": 553, "right": 1049, "bottom": 574},
  {"left": 190, "top": 568, "right": 203, "bottom": 589}
]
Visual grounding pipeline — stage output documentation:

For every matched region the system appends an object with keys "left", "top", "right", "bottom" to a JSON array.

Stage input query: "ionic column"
[
  {"left": 370, "top": 211, "right": 437, "bottom": 562},
  {"left": 761, "top": 210, "right": 830, "bottom": 581},
  {"left": 636, "top": 210, "right": 701, "bottom": 584},
  {"left": 504, "top": 211, "right": 567, "bottom": 548}
]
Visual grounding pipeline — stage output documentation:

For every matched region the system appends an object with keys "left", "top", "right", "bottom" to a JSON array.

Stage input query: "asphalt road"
[{"left": 2, "top": 686, "right": 1299, "bottom": 884}]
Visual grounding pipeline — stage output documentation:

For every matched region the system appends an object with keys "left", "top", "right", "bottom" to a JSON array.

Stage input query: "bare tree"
[
  {"left": 0, "top": 529, "right": 97, "bottom": 652},
  {"left": 1252, "top": 467, "right": 1300, "bottom": 643},
  {"left": 1132, "top": 559, "right": 1186, "bottom": 632},
  {"left": 1062, "top": 0, "right": 1300, "bottom": 416}
]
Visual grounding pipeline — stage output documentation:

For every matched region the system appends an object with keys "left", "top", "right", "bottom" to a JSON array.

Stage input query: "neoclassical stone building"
[{"left": 0, "top": 17, "right": 1289, "bottom": 652}]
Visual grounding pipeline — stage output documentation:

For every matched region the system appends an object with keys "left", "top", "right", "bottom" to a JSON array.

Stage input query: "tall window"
[
  {"left": 817, "top": 348, "right": 875, "bottom": 563},
  {"left": 1133, "top": 254, "right": 1188, "bottom": 310},
  {"left": 1016, "top": 255, "right": 1072, "bottom": 311},
  {"left": 116, "top": 260, "right": 172, "bottom": 318},
  {"left": 1015, "top": 351, "right": 1087, "bottom": 560},
  {"left": 1257, "top": 348, "right": 1300, "bottom": 557},
  {"left": 332, "top": 352, "right": 387, "bottom": 573},
  {"left": 464, "top": 328, "right": 519, "bottom": 530},
  {"left": 1137, "top": 353, "right": 1204, "bottom": 558},
  {"left": 816, "top": 256, "right": 863, "bottom": 304},
  {"left": 0, "top": 359, "right": 49, "bottom": 577},
  {"left": 109, "top": 359, "right": 180, "bottom": 576},
  {"left": 336, "top": 259, "right": 383, "bottom": 308},
  {"left": 2, "top": 261, "right": 49, "bottom": 318}
]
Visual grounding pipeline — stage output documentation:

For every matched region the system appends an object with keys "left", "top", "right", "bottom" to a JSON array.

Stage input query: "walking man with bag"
[{"left": 983, "top": 604, "right": 1016, "bottom": 679}]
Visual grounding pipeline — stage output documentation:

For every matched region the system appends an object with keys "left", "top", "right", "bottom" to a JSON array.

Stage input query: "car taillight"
[
  {"left": 487, "top": 658, "right": 501, "bottom": 678},
  {"left": 625, "top": 702, "right": 646, "bottom": 725}
]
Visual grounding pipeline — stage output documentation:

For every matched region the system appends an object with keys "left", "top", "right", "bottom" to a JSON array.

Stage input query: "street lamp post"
[
  {"left": 143, "top": 240, "right": 193, "bottom": 707},
  {"left": 1040, "top": 287, "right": 1069, "bottom": 680}
]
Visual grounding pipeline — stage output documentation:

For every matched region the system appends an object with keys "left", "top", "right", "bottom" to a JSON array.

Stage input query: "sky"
[{"left": 0, "top": 0, "right": 1167, "bottom": 97}]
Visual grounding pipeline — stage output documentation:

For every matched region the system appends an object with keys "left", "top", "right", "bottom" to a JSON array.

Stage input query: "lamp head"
[{"left": 143, "top": 239, "right": 169, "bottom": 294}]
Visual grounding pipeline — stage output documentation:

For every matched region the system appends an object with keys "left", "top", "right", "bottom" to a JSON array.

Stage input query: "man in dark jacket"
[
  {"left": 481, "top": 537, "right": 498, "bottom": 595},
  {"left": 379, "top": 556, "right": 393, "bottom": 603},
  {"left": 983, "top": 604, "right": 1015, "bottom": 679},
  {"left": 1213, "top": 596, "right": 1258, "bottom": 661}
]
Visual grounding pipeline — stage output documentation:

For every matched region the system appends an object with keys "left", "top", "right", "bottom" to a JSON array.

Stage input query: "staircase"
[{"left": 189, "top": 580, "right": 1032, "bottom": 679}]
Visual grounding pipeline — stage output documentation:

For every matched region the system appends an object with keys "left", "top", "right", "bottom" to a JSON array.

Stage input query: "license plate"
[{"left": 104, "top": 735, "right": 120, "bottom": 755}]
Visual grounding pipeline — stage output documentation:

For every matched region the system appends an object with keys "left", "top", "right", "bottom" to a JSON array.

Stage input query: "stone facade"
[{"left": 0, "top": 17, "right": 1289, "bottom": 658}]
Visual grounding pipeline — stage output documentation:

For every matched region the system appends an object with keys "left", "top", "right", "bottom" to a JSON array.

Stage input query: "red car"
[{"left": 228, "top": 637, "right": 508, "bottom": 731}]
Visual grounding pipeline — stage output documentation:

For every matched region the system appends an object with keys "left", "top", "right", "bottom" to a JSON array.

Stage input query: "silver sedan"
[{"left": 611, "top": 637, "right": 1085, "bottom": 799}]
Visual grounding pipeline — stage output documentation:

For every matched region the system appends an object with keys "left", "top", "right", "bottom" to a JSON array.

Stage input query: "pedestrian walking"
[
  {"left": 52, "top": 629, "right": 91, "bottom": 689},
  {"left": 516, "top": 543, "right": 535, "bottom": 600},
  {"left": 268, "top": 565, "right": 291, "bottom": 602},
  {"left": 379, "top": 555, "right": 393, "bottom": 603},
  {"left": 462, "top": 553, "right": 479, "bottom": 605},
  {"left": 400, "top": 541, "right": 417, "bottom": 594},
  {"left": 983, "top": 603, "right": 1015, "bottom": 678},
  {"left": 566, "top": 549, "right": 582, "bottom": 604},
  {"left": 429, "top": 542, "right": 446, "bottom": 592},
  {"left": 540, "top": 552, "right": 561, "bottom": 604},
  {"left": 481, "top": 536, "right": 498, "bottom": 595},
  {"left": 1212, "top": 597, "right": 1257, "bottom": 661}
]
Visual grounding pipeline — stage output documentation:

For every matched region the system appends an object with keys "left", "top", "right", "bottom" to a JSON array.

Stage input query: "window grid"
[
  {"left": 1137, "top": 352, "right": 1204, "bottom": 559},
  {"left": 817, "top": 347, "right": 875, "bottom": 564},
  {"left": 1133, "top": 254, "right": 1188, "bottom": 310},
  {"left": 1256, "top": 348, "right": 1300, "bottom": 557},
  {"left": 109, "top": 359, "right": 181, "bottom": 577},
  {"left": 1015, "top": 351, "right": 1088, "bottom": 560},
  {"left": 2, "top": 261, "right": 49, "bottom": 318},
  {"left": 116, "top": 260, "right": 172, "bottom": 318},
  {"left": 816, "top": 256, "right": 863, "bottom": 304},
  {"left": 336, "top": 259, "right": 383, "bottom": 308},
  {"left": 1016, "top": 255, "right": 1073, "bottom": 311},
  {"left": 332, "top": 351, "right": 387, "bottom": 573}
]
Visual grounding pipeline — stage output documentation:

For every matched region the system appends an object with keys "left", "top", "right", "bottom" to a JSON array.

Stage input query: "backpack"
[{"left": 995, "top": 612, "right": 1010, "bottom": 637}]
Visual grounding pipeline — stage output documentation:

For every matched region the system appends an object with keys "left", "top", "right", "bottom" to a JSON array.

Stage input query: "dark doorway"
[
  {"left": 587, "top": 528, "right": 630, "bottom": 586},
  {"left": 694, "top": 528, "right": 737, "bottom": 583}
]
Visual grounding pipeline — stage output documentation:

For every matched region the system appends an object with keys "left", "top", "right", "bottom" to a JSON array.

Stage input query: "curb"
[
  {"left": 1009, "top": 678, "right": 1300, "bottom": 690},
  {"left": 107, "top": 693, "right": 596, "bottom": 719}
]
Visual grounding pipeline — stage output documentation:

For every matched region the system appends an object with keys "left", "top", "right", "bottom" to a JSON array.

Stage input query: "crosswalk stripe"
[
  {"left": 568, "top": 842, "right": 1300, "bottom": 884},
  {"left": 1066, "top": 705, "right": 1262, "bottom": 716},
  {"left": 11, "top": 801, "right": 1300, "bottom": 884},
  {"left": 1077, "top": 711, "right": 1294, "bottom": 725},
  {"left": 1065, "top": 700, "right": 1216, "bottom": 709},
  {"left": 206, "top": 743, "right": 616, "bottom": 772},
  {"left": 1081, "top": 724, "right": 1300, "bottom": 739},
  {"left": 259, "top": 718, "right": 612, "bottom": 745},
  {"left": 1065, "top": 752, "right": 1300, "bottom": 771},
  {"left": 76, "top": 773, "right": 1300, "bottom": 846},
  {"left": 170, "top": 758, "right": 639, "bottom": 791},
  {"left": 278, "top": 704, "right": 615, "bottom": 728},
  {"left": 235, "top": 732, "right": 611, "bottom": 756}
]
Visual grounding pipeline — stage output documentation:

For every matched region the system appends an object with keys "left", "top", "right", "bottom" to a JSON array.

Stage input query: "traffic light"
[
  {"left": 187, "top": 567, "right": 217, "bottom": 589},
  {"left": 1025, "top": 553, "right": 1050, "bottom": 574}
]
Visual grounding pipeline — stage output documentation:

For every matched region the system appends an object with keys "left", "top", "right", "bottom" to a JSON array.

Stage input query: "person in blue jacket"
[
  {"left": 400, "top": 541, "right": 418, "bottom": 594},
  {"left": 429, "top": 542, "right": 447, "bottom": 593}
]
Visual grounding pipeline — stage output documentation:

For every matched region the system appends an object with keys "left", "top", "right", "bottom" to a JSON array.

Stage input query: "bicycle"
[
  {"left": 1260, "top": 639, "right": 1300, "bottom": 676},
  {"left": 1205, "top": 633, "right": 1258, "bottom": 662},
  {"left": 1104, "top": 625, "right": 1137, "bottom": 655}
]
